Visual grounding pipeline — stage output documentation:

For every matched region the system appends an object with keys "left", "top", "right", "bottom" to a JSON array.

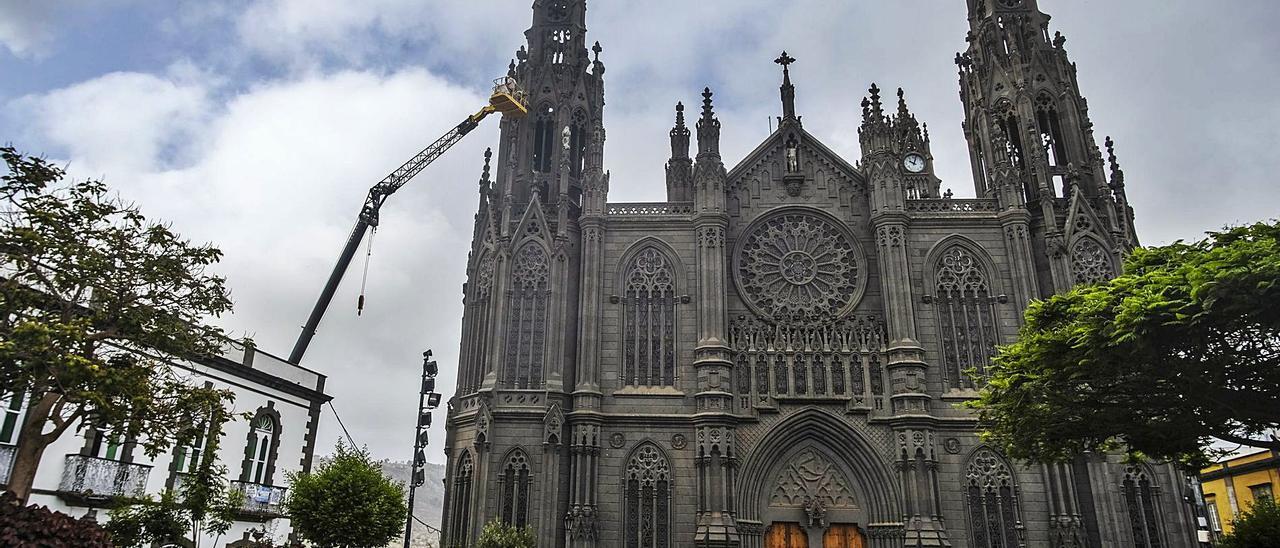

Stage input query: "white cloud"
[{"left": 0, "top": 1, "right": 62, "bottom": 58}]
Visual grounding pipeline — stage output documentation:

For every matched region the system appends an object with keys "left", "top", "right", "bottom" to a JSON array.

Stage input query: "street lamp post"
[{"left": 405, "top": 350, "right": 440, "bottom": 548}]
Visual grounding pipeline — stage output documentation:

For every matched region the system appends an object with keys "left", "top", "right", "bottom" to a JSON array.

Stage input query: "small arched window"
[
  {"left": 966, "top": 448, "right": 1023, "bottom": 548},
  {"left": 504, "top": 243, "right": 550, "bottom": 389},
  {"left": 570, "top": 109, "right": 587, "bottom": 176},
  {"left": 447, "top": 451, "right": 475, "bottom": 548},
  {"left": 934, "top": 245, "right": 999, "bottom": 390},
  {"left": 500, "top": 449, "right": 532, "bottom": 528},
  {"left": 247, "top": 414, "right": 275, "bottom": 484},
  {"left": 1123, "top": 466, "right": 1165, "bottom": 548},
  {"left": 624, "top": 443, "right": 672, "bottom": 548},
  {"left": 622, "top": 248, "right": 677, "bottom": 387}
]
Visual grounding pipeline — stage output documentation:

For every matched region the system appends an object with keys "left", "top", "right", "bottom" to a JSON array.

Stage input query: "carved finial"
[
  {"left": 479, "top": 147, "right": 492, "bottom": 192},
  {"left": 775, "top": 51, "right": 798, "bottom": 122},
  {"left": 868, "top": 84, "right": 884, "bottom": 120},
  {"left": 775, "top": 51, "right": 796, "bottom": 78},
  {"left": 701, "top": 87, "right": 715, "bottom": 120},
  {"left": 861, "top": 97, "right": 871, "bottom": 120},
  {"left": 1053, "top": 31, "right": 1067, "bottom": 49},
  {"left": 592, "top": 41, "right": 602, "bottom": 60},
  {"left": 896, "top": 87, "right": 910, "bottom": 118},
  {"left": 675, "top": 102, "right": 686, "bottom": 128},
  {"left": 1105, "top": 136, "right": 1125, "bottom": 188},
  {"left": 923, "top": 122, "right": 931, "bottom": 143}
]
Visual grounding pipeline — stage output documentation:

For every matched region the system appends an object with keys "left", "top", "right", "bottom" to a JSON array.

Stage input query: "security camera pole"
[{"left": 405, "top": 350, "right": 441, "bottom": 548}]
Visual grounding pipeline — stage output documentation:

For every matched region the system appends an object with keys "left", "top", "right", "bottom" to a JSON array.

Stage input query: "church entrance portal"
[{"left": 764, "top": 522, "right": 865, "bottom": 548}]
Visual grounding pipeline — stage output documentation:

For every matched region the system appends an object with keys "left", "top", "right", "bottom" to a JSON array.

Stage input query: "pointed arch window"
[
  {"left": 624, "top": 443, "right": 672, "bottom": 548},
  {"left": 500, "top": 449, "right": 533, "bottom": 528},
  {"left": 1070, "top": 238, "right": 1113, "bottom": 286},
  {"left": 504, "top": 243, "right": 549, "bottom": 389},
  {"left": 1123, "top": 466, "right": 1165, "bottom": 548},
  {"left": 623, "top": 248, "right": 677, "bottom": 387},
  {"left": 934, "top": 246, "right": 999, "bottom": 390},
  {"left": 245, "top": 414, "right": 276, "bottom": 485},
  {"left": 532, "top": 104, "right": 555, "bottom": 173},
  {"left": 447, "top": 451, "right": 475, "bottom": 548},
  {"left": 965, "top": 448, "right": 1023, "bottom": 548},
  {"left": 1034, "top": 92, "right": 1069, "bottom": 169}
]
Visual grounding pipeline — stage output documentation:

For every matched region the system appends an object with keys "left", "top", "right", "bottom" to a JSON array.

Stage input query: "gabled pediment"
[{"left": 725, "top": 124, "right": 865, "bottom": 209}]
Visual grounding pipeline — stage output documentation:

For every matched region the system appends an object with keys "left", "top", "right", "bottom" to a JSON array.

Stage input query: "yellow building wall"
[{"left": 1199, "top": 450, "right": 1280, "bottom": 535}]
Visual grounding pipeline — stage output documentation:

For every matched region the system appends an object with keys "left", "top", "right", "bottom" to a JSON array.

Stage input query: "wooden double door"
[{"left": 764, "top": 523, "right": 864, "bottom": 548}]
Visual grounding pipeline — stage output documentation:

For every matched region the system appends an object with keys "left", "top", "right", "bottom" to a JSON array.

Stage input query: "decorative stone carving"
[
  {"left": 770, "top": 448, "right": 856, "bottom": 508},
  {"left": 609, "top": 432, "right": 625, "bottom": 449},
  {"left": 735, "top": 210, "right": 863, "bottom": 322},
  {"left": 944, "top": 438, "right": 962, "bottom": 455},
  {"left": 670, "top": 434, "right": 687, "bottom": 450},
  {"left": 543, "top": 403, "right": 564, "bottom": 445},
  {"left": 1070, "top": 238, "right": 1113, "bottom": 285}
]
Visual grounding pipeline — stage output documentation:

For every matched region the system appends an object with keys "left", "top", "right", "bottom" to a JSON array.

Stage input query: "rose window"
[{"left": 735, "top": 210, "right": 863, "bottom": 322}]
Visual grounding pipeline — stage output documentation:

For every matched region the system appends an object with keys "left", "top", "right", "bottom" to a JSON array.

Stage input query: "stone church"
[{"left": 441, "top": 1, "right": 1199, "bottom": 546}]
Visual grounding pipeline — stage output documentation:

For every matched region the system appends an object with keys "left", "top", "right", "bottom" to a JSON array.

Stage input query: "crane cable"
[{"left": 357, "top": 226, "right": 376, "bottom": 316}]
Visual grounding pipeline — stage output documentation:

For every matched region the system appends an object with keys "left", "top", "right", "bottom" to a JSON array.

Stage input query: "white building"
[{"left": 0, "top": 342, "right": 330, "bottom": 547}]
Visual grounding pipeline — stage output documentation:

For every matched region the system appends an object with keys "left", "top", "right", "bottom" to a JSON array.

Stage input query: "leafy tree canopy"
[
  {"left": 475, "top": 520, "right": 536, "bottom": 548},
  {"left": 969, "top": 221, "right": 1280, "bottom": 468},
  {"left": 0, "top": 147, "right": 236, "bottom": 502},
  {"left": 1217, "top": 496, "right": 1280, "bottom": 548},
  {"left": 286, "top": 441, "right": 407, "bottom": 548}
]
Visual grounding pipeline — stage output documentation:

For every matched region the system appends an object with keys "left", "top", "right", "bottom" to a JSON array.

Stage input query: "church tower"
[
  {"left": 957, "top": 0, "right": 1138, "bottom": 298},
  {"left": 444, "top": 1, "right": 605, "bottom": 546}
]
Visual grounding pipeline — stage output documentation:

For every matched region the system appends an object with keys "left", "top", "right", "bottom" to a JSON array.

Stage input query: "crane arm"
[{"left": 287, "top": 88, "right": 521, "bottom": 365}]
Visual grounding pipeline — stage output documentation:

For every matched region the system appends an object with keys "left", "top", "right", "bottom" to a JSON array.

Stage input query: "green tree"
[
  {"left": 0, "top": 147, "right": 236, "bottom": 503},
  {"left": 969, "top": 221, "right": 1280, "bottom": 467},
  {"left": 475, "top": 520, "right": 536, "bottom": 548},
  {"left": 286, "top": 441, "right": 407, "bottom": 548},
  {"left": 105, "top": 404, "right": 241, "bottom": 547},
  {"left": 1218, "top": 496, "right": 1280, "bottom": 548}
]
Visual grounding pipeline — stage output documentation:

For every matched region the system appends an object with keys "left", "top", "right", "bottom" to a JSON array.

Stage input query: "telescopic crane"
[{"left": 287, "top": 77, "right": 527, "bottom": 365}]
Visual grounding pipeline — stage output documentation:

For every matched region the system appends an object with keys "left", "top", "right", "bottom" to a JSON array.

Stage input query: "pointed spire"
[
  {"left": 896, "top": 87, "right": 910, "bottom": 119},
  {"left": 669, "top": 102, "right": 690, "bottom": 159},
  {"left": 481, "top": 147, "right": 492, "bottom": 186},
  {"left": 696, "top": 87, "right": 721, "bottom": 158},
  {"left": 775, "top": 51, "right": 798, "bottom": 122}
]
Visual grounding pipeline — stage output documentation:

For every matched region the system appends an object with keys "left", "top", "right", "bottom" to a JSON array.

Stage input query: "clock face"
[{"left": 903, "top": 154, "right": 927, "bottom": 173}]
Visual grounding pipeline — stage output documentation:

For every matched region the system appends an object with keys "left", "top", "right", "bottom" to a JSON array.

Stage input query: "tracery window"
[
  {"left": 934, "top": 246, "right": 999, "bottom": 390},
  {"left": 448, "top": 451, "right": 475, "bottom": 548},
  {"left": 172, "top": 422, "right": 208, "bottom": 474},
  {"left": 966, "top": 448, "right": 1023, "bottom": 548},
  {"left": 1070, "top": 238, "right": 1113, "bottom": 286},
  {"left": 1123, "top": 466, "right": 1165, "bottom": 548},
  {"left": 500, "top": 449, "right": 532, "bottom": 528},
  {"left": 624, "top": 443, "right": 671, "bottom": 548},
  {"left": 504, "top": 244, "right": 549, "bottom": 389},
  {"left": 622, "top": 248, "right": 676, "bottom": 387},
  {"left": 532, "top": 104, "right": 555, "bottom": 173}
]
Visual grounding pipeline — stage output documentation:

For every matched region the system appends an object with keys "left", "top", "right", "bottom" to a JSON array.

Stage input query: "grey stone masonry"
[{"left": 440, "top": 1, "right": 1198, "bottom": 547}]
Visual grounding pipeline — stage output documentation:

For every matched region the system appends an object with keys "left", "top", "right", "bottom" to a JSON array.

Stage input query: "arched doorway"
[{"left": 737, "top": 409, "right": 902, "bottom": 548}]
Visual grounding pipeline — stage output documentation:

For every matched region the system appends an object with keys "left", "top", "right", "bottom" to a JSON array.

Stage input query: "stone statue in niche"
[{"left": 785, "top": 137, "right": 800, "bottom": 173}]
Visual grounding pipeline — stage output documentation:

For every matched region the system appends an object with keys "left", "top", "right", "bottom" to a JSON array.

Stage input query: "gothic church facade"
[{"left": 441, "top": 1, "right": 1198, "bottom": 547}]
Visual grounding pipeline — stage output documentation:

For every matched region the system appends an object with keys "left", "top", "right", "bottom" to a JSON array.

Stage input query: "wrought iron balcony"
[
  {"left": 0, "top": 444, "right": 15, "bottom": 485},
  {"left": 58, "top": 454, "right": 151, "bottom": 501},
  {"left": 230, "top": 480, "right": 287, "bottom": 518}
]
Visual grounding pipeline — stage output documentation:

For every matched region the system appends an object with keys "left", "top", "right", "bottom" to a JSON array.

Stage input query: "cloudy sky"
[{"left": 2, "top": 0, "right": 1278, "bottom": 464}]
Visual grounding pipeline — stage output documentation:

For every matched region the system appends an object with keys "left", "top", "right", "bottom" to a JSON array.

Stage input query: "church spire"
[
  {"left": 775, "top": 51, "right": 799, "bottom": 125},
  {"left": 696, "top": 87, "right": 721, "bottom": 158},
  {"left": 666, "top": 102, "right": 693, "bottom": 201}
]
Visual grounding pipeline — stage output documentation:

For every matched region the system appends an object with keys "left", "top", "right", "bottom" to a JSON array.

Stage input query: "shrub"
[{"left": 0, "top": 491, "right": 112, "bottom": 547}]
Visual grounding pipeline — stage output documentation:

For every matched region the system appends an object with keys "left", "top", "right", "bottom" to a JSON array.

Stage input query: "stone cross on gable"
[{"left": 775, "top": 51, "right": 796, "bottom": 71}]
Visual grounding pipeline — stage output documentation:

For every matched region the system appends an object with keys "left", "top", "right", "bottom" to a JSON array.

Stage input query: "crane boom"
[{"left": 288, "top": 79, "right": 526, "bottom": 365}]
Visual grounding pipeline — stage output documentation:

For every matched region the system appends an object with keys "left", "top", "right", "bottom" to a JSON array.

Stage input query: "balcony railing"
[
  {"left": 58, "top": 454, "right": 151, "bottom": 500},
  {"left": 606, "top": 202, "right": 694, "bottom": 217},
  {"left": 230, "top": 480, "right": 287, "bottom": 517},
  {"left": 0, "top": 444, "right": 14, "bottom": 485},
  {"left": 905, "top": 198, "right": 999, "bottom": 214}
]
